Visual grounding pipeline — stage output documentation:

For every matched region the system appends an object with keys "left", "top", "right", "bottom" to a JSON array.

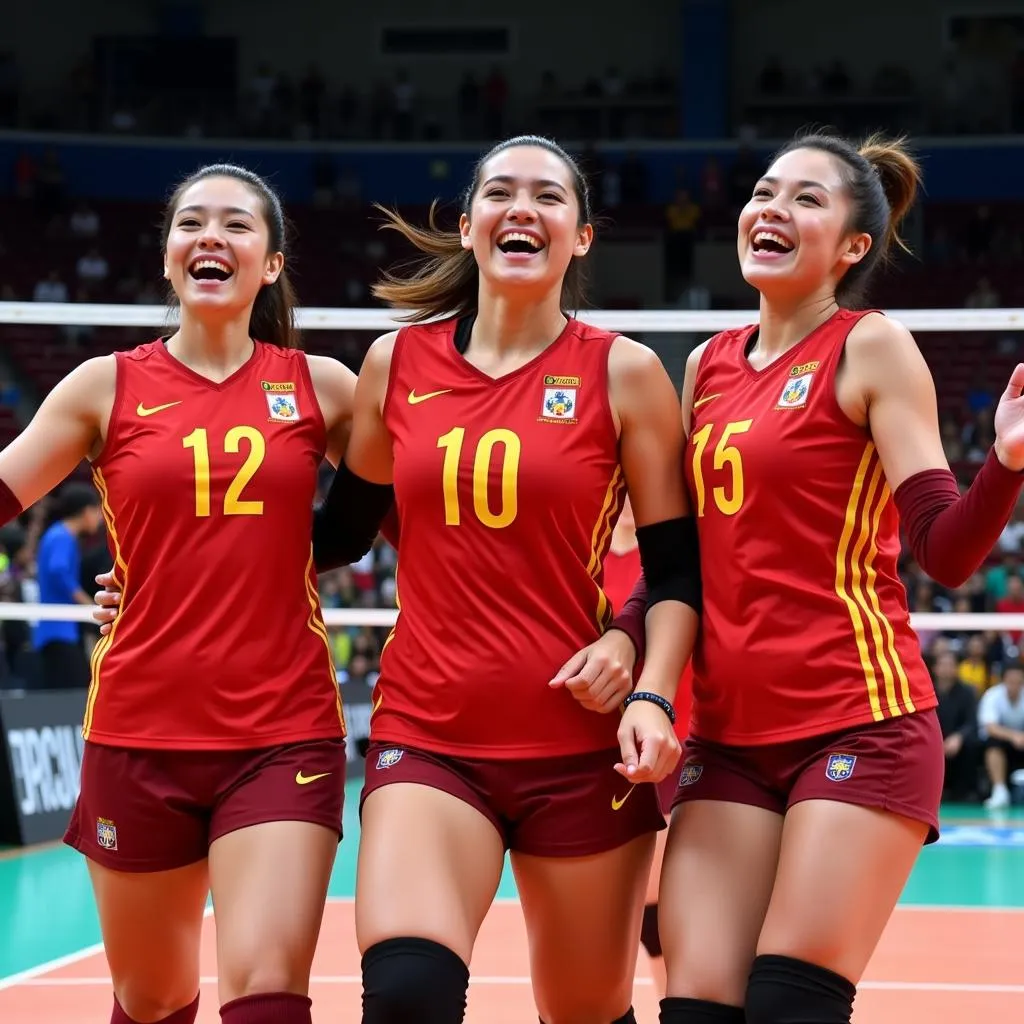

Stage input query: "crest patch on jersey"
[
  {"left": 539, "top": 375, "right": 580, "bottom": 424},
  {"left": 376, "top": 748, "right": 404, "bottom": 770},
  {"left": 96, "top": 817, "right": 118, "bottom": 850},
  {"left": 825, "top": 753, "right": 856, "bottom": 782},
  {"left": 262, "top": 380, "right": 300, "bottom": 421},
  {"left": 777, "top": 372, "right": 814, "bottom": 410}
]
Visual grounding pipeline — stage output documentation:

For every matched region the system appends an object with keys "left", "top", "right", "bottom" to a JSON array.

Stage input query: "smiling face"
[
  {"left": 163, "top": 175, "right": 283, "bottom": 321},
  {"left": 737, "top": 146, "right": 871, "bottom": 303},
  {"left": 459, "top": 145, "right": 593, "bottom": 299}
]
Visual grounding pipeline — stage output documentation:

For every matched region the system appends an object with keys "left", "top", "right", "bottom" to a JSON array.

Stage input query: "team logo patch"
[
  {"left": 96, "top": 817, "right": 118, "bottom": 850},
  {"left": 777, "top": 372, "right": 814, "bottom": 409},
  {"left": 539, "top": 375, "right": 580, "bottom": 424},
  {"left": 678, "top": 764, "right": 704, "bottom": 786},
  {"left": 376, "top": 748, "right": 404, "bottom": 770},
  {"left": 825, "top": 753, "right": 857, "bottom": 782},
  {"left": 262, "top": 380, "right": 300, "bottom": 421}
]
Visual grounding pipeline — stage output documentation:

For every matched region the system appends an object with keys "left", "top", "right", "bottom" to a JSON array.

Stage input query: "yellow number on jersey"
[
  {"left": 437, "top": 426, "right": 521, "bottom": 529},
  {"left": 183, "top": 426, "right": 266, "bottom": 517},
  {"left": 690, "top": 419, "right": 753, "bottom": 517}
]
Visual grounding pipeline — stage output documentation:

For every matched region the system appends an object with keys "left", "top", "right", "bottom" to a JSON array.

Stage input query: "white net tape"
[
  {"left": 2, "top": 301, "right": 1022, "bottom": 634},
  {"left": 3, "top": 302, "right": 1024, "bottom": 333}
]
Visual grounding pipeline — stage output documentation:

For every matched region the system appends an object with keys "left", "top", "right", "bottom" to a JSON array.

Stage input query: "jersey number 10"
[
  {"left": 437, "top": 426, "right": 521, "bottom": 529},
  {"left": 182, "top": 427, "right": 266, "bottom": 517}
]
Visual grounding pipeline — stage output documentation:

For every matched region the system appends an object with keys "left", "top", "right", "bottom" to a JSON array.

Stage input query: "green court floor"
[{"left": 2, "top": 785, "right": 1023, "bottom": 981}]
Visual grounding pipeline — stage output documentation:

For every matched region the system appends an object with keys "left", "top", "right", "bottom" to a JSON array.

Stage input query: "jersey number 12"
[{"left": 183, "top": 426, "right": 266, "bottom": 517}]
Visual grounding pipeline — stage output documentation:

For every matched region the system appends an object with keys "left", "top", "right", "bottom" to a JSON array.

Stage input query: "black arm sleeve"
[
  {"left": 634, "top": 516, "right": 702, "bottom": 614},
  {"left": 312, "top": 461, "right": 396, "bottom": 574}
]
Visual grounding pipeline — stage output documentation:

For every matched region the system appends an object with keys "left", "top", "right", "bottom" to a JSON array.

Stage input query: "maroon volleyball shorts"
[
  {"left": 670, "top": 709, "right": 943, "bottom": 843},
  {"left": 361, "top": 741, "right": 666, "bottom": 856},
  {"left": 64, "top": 737, "right": 347, "bottom": 871}
]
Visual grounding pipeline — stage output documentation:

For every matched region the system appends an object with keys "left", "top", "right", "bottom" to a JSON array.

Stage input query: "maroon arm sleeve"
[
  {"left": 608, "top": 572, "right": 648, "bottom": 659},
  {"left": 894, "top": 448, "right": 1023, "bottom": 589}
]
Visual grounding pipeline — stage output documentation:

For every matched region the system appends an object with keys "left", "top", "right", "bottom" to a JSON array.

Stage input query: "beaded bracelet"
[{"left": 622, "top": 690, "right": 676, "bottom": 725}]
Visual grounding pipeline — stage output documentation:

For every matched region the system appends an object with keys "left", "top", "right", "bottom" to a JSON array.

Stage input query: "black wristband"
[{"left": 622, "top": 690, "right": 676, "bottom": 725}]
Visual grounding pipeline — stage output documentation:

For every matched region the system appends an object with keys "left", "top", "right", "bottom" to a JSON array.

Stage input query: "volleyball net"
[{"left": 1, "top": 298, "right": 1024, "bottom": 638}]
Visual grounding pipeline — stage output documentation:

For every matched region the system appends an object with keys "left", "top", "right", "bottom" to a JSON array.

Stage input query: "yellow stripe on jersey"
[
  {"left": 83, "top": 468, "right": 130, "bottom": 740},
  {"left": 587, "top": 466, "right": 627, "bottom": 631},
  {"left": 304, "top": 549, "right": 346, "bottom": 735},
  {"left": 834, "top": 443, "right": 910, "bottom": 721},
  {"left": 862, "top": 478, "right": 915, "bottom": 715}
]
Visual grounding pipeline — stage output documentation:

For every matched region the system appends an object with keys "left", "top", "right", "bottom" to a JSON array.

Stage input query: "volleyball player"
[
  {"left": 583, "top": 132, "right": 1024, "bottom": 1024},
  {"left": 325, "top": 135, "right": 699, "bottom": 1024},
  {"left": 0, "top": 164, "right": 369, "bottom": 1024}
]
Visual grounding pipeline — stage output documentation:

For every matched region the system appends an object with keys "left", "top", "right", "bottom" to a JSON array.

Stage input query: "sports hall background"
[{"left": 0, "top": 0, "right": 1023, "bottom": 872}]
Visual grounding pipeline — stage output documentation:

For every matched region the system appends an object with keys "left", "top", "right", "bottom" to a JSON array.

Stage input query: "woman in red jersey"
[
  {"left": 314, "top": 135, "right": 699, "bottom": 1024},
  {"left": 0, "top": 165, "right": 369, "bottom": 1024},
  {"left": 582, "top": 132, "right": 1024, "bottom": 1024},
  {"left": 591, "top": 495, "right": 693, "bottom": 999}
]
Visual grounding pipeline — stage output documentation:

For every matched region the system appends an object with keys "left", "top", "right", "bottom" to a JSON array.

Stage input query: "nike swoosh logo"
[
  {"left": 408, "top": 388, "right": 452, "bottom": 405},
  {"left": 295, "top": 771, "right": 331, "bottom": 785},
  {"left": 611, "top": 785, "right": 636, "bottom": 811},
  {"left": 692, "top": 393, "right": 721, "bottom": 409},
  {"left": 137, "top": 401, "right": 182, "bottom": 417}
]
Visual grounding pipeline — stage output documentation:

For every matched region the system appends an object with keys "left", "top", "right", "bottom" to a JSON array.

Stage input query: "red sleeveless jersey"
[
  {"left": 603, "top": 545, "right": 692, "bottom": 740},
  {"left": 684, "top": 309, "right": 935, "bottom": 745},
  {"left": 84, "top": 340, "right": 342, "bottom": 750},
  {"left": 374, "top": 317, "right": 627, "bottom": 758}
]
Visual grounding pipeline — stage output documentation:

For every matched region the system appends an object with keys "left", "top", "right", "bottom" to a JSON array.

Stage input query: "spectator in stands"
[
  {"left": 69, "top": 200, "right": 100, "bottom": 239},
  {"left": 959, "top": 632, "right": 998, "bottom": 694},
  {"left": 75, "top": 246, "right": 110, "bottom": 287},
  {"left": 995, "top": 573, "right": 1024, "bottom": 644},
  {"left": 32, "top": 482, "right": 102, "bottom": 690},
  {"left": 932, "top": 650, "right": 981, "bottom": 801},
  {"left": 32, "top": 269, "right": 69, "bottom": 303},
  {"left": 979, "top": 660, "right": 1024, "bottom": 809}
]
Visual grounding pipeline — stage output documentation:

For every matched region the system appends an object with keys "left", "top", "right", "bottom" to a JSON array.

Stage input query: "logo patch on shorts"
[
  {"left": 679, "top": 764, "right": 704, "bottom": 786},
  {"left": 376, "top": 748, "right": 404, "bottom": 770},
  {"left": 825, "top": 753, "right": 856, "bottom": 782},
  {"left": 96, "top": 817, "right": 118, "bottom": 850}
]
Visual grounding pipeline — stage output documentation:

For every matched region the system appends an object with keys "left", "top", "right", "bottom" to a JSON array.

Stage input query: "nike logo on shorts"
[
  {"left": 611, "top": 785, "right": 636, "bottom": 811},
  {"left": 295, "top": 770, "right": 331, "bottom": 785}
]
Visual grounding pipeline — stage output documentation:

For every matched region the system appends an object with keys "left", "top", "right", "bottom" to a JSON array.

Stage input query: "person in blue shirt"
[{"left": 33, "top": 482, "right": 102, "bottom": 689}]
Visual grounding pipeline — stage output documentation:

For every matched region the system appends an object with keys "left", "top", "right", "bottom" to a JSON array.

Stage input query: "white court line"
[
  {"left": 2, "top": 898, "right": 1020, "bottom": 992},
  {"left": 0, "top": 907, "right": 214, "bottom": 993},
  {"left": 12, "top": 976, "right": 1024, "bottom": 994}
]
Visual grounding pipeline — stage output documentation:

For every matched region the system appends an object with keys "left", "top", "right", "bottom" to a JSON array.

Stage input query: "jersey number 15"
[{"left": 690, "top": 419, "right": 752, "bottom": 517}]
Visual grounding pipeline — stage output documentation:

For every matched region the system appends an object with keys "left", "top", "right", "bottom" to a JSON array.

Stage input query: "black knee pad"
[
  {"left": 640, "top": 903, "right": 662, "bottom": 958},
  {"left": 361, "top": 937, "right": 469, "bottom": 1024},
  {"left": 659, "top": 997, "right": 744, "bottom": 1023},
  {"left": 540, "top": 1009, "right": 636, "bottom": 1024},
  {"left": 745, "top": 954, "right": 856, "bottom": 1024}
]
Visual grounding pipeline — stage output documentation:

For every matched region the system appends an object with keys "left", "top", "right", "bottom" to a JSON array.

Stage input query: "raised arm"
[{"left": 846, "top": 312, "right": 1024, "bottom": 588}]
